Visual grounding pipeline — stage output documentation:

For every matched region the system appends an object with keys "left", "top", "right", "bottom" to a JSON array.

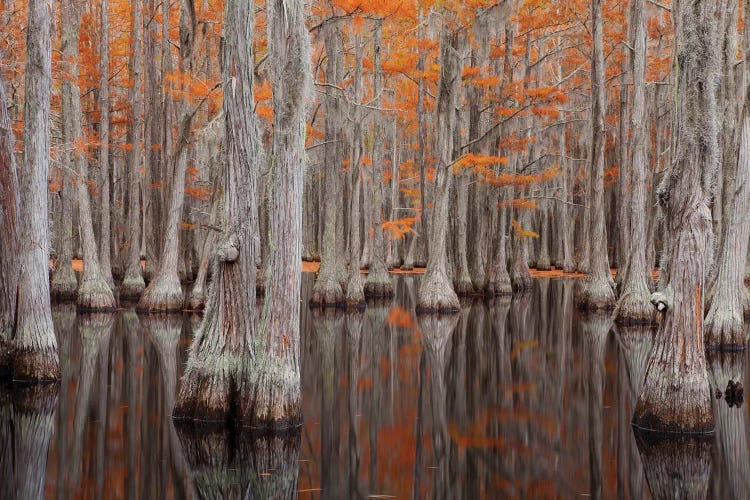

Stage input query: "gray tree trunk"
[
  {"left": 345, "top": 35, "right": 366, "bottom": 309},
  {"left": 575, "top": 0, "right": 615, "bottom": 310},
  {"left": 417, "top": 27, "right": 460, "bottom": 313},
  {"left": 138, "top": 0, "right": 197, "bottom": 312},
  {"left": 173, "top": 0, "right": 259, "bottom": 424},
  {"left": 632, "top": 0, "right": 719, "bottom": 434},
  {"left": 310, "top": 22, "right": 345, "bottom": 307},
  {"left": 59, "top": 0, "right": 117, "bottom": 311},
  {"left": 0, "top": 72, "right": 20, "bottom": 373},
  {"left": 251, "top": 0, "right": 311, "bottom": 428},
  {"left": 364, "top": 21, "right": 394, "bottom": 299},
  {"left": 120, "top": 0, "right": 146, "bottom": 300},
  {"left": 704, "top": 4, "right": 750, "bottom": 349},
  {"left": 14, "top": 0, "right": 59, "bottom": 381},
  {"left": 98, "top": 0, "right": 114, "bottom": 288},
  {"left": 50, "top": 15, "right": 78, "bottom": 301},
  {"left": 615, "top": 0, "right": 653, "bottom": 324}
]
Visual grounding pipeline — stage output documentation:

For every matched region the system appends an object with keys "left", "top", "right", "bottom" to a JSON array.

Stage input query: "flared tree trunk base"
[
  {"left": 536, "top": 258, "right": 551, "bottom": 271},
  {"left": 245, "top": 362, "right": 302, "bottom": 431},
  {"left": 173, "top": 371, "right": 234, "bottom": 425},
  {"left": 364, "top": 268, "right": 394, "bottom": 299},
  {"left": 453, "top": 274, "right": 475, "bottom": 297},
  {"left": 510, "top": 271, "right": 533, "bottom": 292},
  {"left": 560, "top": 259, "right": 577, "bottom": 273},
  {"left": 345, "top": 273, "right": 366, "bottom": 310},
  {"left": 484, "top": 276, "right": 512, "bottom": 297},
  {"left": 575, "top": 277, "right": 615, "bottom": 311},
  {"left": 309, "top": 272, "right": 345, "bottom": 308},
  {"left": 188, "top": 284, "right": 206, "bottom": 310},
  {"left": 137, "top": 272, "right": 184, "bottom": 312},
  {"left": 76, "top": 277, "right": 117, "bottom": 312},
  {"left": 632, "top": 367, "right": 714, "bottom": 434},
  {"left": 704, "top": 308, "right": 746, "bottom": 351},
  {"left": 50, "top": 267, "right": 78, "bottom": 301},
  {"left": 12, "top": 347, "right": 60, "bottom": 382},
  {"left": 615, "top": 288, "right": 654, "bottom": 325},
  {"left": 417, "top": 270, "right": 459, "bottom": 313},
  {"left": 120, "top": 268, "right": 145, "bottom": 302}
]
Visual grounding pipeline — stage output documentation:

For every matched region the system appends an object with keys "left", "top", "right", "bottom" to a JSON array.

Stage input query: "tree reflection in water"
[
  {"left": 0, "top": 384, "right": 58, "bottom": 500},
  {"left": 4, "top": 277, "right": 750, "bottom": 498}
]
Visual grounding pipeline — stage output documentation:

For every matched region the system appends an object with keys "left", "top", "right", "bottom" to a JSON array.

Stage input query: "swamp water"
[{"left": 1, "top": 275, "right": 749, "bottom": 499}]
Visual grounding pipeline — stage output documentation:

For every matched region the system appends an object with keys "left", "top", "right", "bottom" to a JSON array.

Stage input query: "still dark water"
[{"left": 1, "top": 276, "right": 749, "bottom": 499}]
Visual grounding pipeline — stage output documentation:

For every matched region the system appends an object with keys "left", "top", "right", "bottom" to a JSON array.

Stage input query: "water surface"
[{"left": 1, "top": 276, "right": 748, "bottom": 498}]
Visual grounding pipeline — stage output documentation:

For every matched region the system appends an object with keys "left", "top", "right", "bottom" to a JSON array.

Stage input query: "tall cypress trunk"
[
  {"left": 364, "top": 21, "right": 394, "bottom": 299},
  {"left": 417, "top": 27, "right": 460, "bottom": 313},
  {"left": 251, "top": 0, "right": 311, "bottom": 428},
  {"left": 345, "top": 35, "right": 366, "bottom": 309},
  {"left": 575, "top": 0, "right": 615, "bottom": 310},
  {"left": 98, "top": 0, "right": 114, "bottom": 288},
  {"left": 138, "top": 0, "right": 196, "bottom": 312},
  {"left": 14, "top": 0, "right": 59, "bottom": 381},
  {"left": 0, "top": 72, "right": 20, "bottom": 373},
  {"left": 704, "top": 0, "right": 750, "bottom": 349},
  {"left": 50, "top": 12, "right": 79, "bottom": 301},
  {"left": 632, "top": 0, "right": 720, "bottom": 434},
  {"left": 173, "top": 0, "right": 259, "bottom": 424},
  {"left": 615, "top": 0, "right": 653, "bottom": 324},
  {"left": 310, "top": 22, "right": 345, "bottom": 307},
  {"left": 120, "top": 0, "right": 146, "bottom": 300},
  {"left": 60, "top": 0, "right": 117, "bottom": 311}
]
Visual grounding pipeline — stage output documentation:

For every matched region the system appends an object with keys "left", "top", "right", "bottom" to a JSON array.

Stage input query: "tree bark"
[
  {"left": 14, "top": 0, "right": 60, "bottom": 381},
  {"left": 417, "top": 27, "right": 460, "bottom": 313},
  {"left": 59, "top": 0, "right": 117, "bottom": 311},
  {"left": 98, "top": 0, "right": 114, "bottom": 288},
  {"left": 120, "top": 0, "right": 146, "bottom": 301},
  {"left": 364, "top": 21, "right": 394, "bottom": 299},
  {"left": 310, "top": 22, "right": 345, "bottom": 307},
  {"left": 632, "top": 0, "right": 720, "bottom": 434},
  {"left": 345, "top": 36, "right": 366, "bottom": 310},
  {"left": 0, "top": 71, "right": 20, "bottom": 374},
  {"left": 138, "top": 0, "right": 197, "bottom": 312},
  {"left": 575, "top": 0, "right": 615, "bottom": 311},
  {"left": 704, "top": 0, "right": 750, "bottom": 349},
  {"left": 173, "top": 0, "right": 259, "bottom": 424},
  {"left": 251, "top": 0, "right": 311, "bottom": 429},
  {"left": 615, "top": 0, "right": 653, "bottom": 324}
]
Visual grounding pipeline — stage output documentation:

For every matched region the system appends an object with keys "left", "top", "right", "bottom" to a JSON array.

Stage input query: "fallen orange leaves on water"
[{"left": 60, "top": 259, "right": 659, "bottom": 281}]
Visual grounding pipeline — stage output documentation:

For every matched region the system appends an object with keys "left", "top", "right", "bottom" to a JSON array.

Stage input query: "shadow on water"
[{"left": 3, "top": 276, "right": 750, "bottom": 497}]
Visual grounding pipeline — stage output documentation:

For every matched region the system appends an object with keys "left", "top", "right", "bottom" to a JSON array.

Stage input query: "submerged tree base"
[
  {"left": 417, "top": 270, "right": 460, "bottom": 313},
  {"left": 12, "top": 347, "right": 60, "bottom": 383},
  {"left": 77, "top": 277, "right": 117, "bottom": 312},
  {"left": 344, "top": 273, "right": 366, "bottom": 310},
  {"left": 632, "top": 367, "right": 714, "bottom": 434},
  {"left": 704, "top": 308, "right": 746, "bottom": 351},
  {"left": 137, "top": 273, "right": 184, "bottom": 312},
  {"left": 364, "top": 268, "right": 394, "bottom": 299},
  {"left": 50, "top": 268, "right": 78, "bottom": 301},
  {"left": 120, "top": 269, "right": 146, "bottom": 302},
  {"left": 453, "top": 275, "right": 475, "bottom": 297},
  {"left": 309, "top": 272, "right": 345, "bottom": 308},
  {"left": 575, "top": 277, "right": 615, "bottom": 311},
  {"left": 615, "top": 289, "right": 654, "bottom": 325},
  {"left": 510, "top": 268, "right": 533, "bottom": 292}
]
